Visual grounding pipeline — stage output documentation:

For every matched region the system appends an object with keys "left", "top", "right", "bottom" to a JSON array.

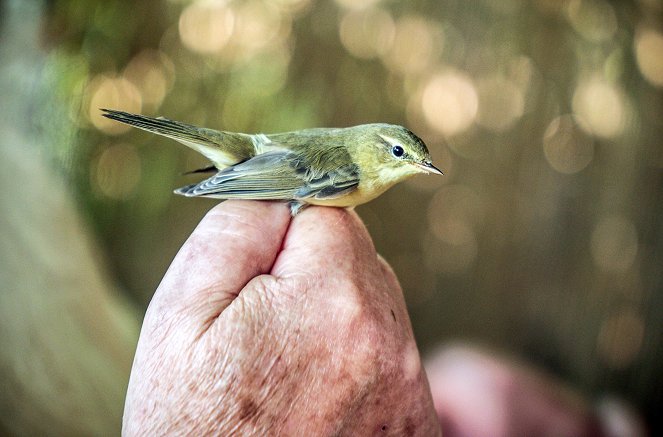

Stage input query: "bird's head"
[{"left": 352, "top": 124, "right": 443, "bottom": 186}]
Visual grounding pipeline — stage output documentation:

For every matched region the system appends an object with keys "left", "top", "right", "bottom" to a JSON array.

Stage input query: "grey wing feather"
[
  {"left": 175, "top": 150, "right": 360, "bottom": 201},
  {"left": 293, "top": 164, "right": 359, "bottom": 199}
]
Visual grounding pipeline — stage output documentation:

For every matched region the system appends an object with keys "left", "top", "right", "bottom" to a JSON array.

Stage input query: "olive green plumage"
[{"left": 101, "top": 109, "right": 442, "bottom": 215}]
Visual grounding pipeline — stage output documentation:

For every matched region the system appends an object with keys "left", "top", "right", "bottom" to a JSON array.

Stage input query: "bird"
[{"left": 101, "top": 109, "right": 443, "bottom": 215}]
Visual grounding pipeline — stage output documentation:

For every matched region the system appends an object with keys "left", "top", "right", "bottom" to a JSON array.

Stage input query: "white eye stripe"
[
  {"left": 378, "top": 134, "right": 407, "bottom": 158},
  {"left": 377, "top": 134, "right": 400, "bottom": 147}
]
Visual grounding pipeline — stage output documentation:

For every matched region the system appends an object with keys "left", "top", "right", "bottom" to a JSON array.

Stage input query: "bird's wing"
[
  {"left": 176, "top": 150, "right": 360, "bottom": 201},
  {"left": 101, "top": 109, "right": 257, "bottom": 167}
]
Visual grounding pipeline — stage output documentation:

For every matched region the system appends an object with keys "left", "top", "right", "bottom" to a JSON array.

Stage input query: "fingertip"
[
  {"left": 201, "top": 199, "right": 291, "bottom": 232},
  {"left": 377, "top": 254, "right": 401, "bottom": 290},
  {"left": 294, "top": 206, "right": 370, "bottom": 244},
  {"left": 272, "top": 206, "right": 376, "bottom": 277},
  {"left": 187, "top": 200, "right": 291, "bottom": 260},
  {"left": 155, "top": 200, "right": 291, "bottom": 315}
]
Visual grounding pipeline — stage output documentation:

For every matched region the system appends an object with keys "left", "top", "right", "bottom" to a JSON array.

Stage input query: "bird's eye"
[{"left": 391, "top": 145, "right": 404, "bottom": 157}]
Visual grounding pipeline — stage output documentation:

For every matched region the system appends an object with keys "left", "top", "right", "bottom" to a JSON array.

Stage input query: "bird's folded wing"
[
  {"left": 176, "top": 150, "right": 360, "bottom": 200},
  {"left": 100, "top": 109, "right": 256, "bottom": 167}
]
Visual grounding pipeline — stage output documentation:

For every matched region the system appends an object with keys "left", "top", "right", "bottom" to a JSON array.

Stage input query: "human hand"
[
  {"left": 123, "top": 201, "right": 440, "bottom": 436},
  {"left": 425, "top": 345, "right": 646, "bottom": 437}
]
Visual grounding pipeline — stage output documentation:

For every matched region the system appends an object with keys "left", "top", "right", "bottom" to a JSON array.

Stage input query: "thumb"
[{"left": 151, "top": 200, "right": 291, "bottom": 326}]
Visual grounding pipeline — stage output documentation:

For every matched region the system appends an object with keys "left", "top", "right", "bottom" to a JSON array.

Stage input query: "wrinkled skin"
[{"left": 123, "top": 201, "right": 441, "bottom": 436}]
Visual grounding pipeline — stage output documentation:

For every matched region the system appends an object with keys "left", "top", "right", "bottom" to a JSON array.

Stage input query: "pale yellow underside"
[{"left": 304, "top": 163, "right": 425, "bottom": 207}]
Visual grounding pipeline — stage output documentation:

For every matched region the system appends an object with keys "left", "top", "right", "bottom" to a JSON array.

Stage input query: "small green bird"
[{"left": 101, "top": 109, "right": 443, "bottom": 215}]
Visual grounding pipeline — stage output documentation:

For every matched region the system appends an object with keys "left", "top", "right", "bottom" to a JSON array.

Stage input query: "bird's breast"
[{"left": 305, "top": 178, "right": 392, "bottom": 207}]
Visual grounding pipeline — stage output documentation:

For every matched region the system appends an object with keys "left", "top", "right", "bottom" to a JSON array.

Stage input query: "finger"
[
  {"left": 376, "top": 255, "right": 413, "bottom": 326},
  {"left": 154, "top": 200, "right": 291, "bottom": 320},
  {"left": 425, "top": 345, "right": 598, "bottom": 437},
  {"left": 270, "top": 206, "right": 377, "bottom": 279},
  {"left": 377, "top": 254, "right": 403, "bottom": 295}
]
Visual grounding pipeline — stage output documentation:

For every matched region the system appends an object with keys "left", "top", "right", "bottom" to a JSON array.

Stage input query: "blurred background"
[{"left": 1, "top": 0, "right": 662, "bottom": 434}]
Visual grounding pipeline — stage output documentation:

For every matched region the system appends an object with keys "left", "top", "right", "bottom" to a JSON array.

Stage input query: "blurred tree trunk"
[{"left": 0, "top": 1, "right": 139, "bottom": 435}]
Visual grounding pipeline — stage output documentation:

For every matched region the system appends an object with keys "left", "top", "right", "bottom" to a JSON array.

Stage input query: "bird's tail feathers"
[
  {"left": 100, "top": 109, "right": 254, "bottom": 167},
  {"left": 101, "top": 109, "right": 211, "bottom": 144}
]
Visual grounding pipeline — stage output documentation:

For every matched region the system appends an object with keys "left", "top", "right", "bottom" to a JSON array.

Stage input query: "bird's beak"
[{"left": 414, "top": 161, "right": 444, "bottom": 175}]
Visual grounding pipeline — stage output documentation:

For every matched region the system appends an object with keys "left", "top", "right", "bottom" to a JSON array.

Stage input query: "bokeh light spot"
[
  {"left": 572, "top": 76, "right": 625, "bottom": 138},
  {"left": 339, "top": 8, "right": 395, "bottom": 60},
  {"left": 421, "top": 71, "right": 478, "bottom": 136},
  {"left": 591, "top": 215, "right": 638, "bottom": 272},
  {"left": 634, "top": 27, "right": 663, "bottom": 88},
  {"left": 92, "top": 144, "right": 142, "bottom": 200},
  {"left": 87, "top": 75, "right": 142, "bottom": 134},
  {"left": 123, "top": 50, "right": 175, "bottom": 110},
  {"left": 233, "top": 1, "right": 288, "bottom": 53},
  {"left": 566, "top": 0, "right": 617, "bottom": 42},
  {"left": 476, "top": 77, "right": 525, "bottom": 132},
  {"left": 381, "top": 16, "right": 440, "bottom": 75},
  {"left": 543, "top": 115, "right": 594, "bottom": 174},
  {"left": 178, "top": 1, "right": 235, "bottom": 54}
]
